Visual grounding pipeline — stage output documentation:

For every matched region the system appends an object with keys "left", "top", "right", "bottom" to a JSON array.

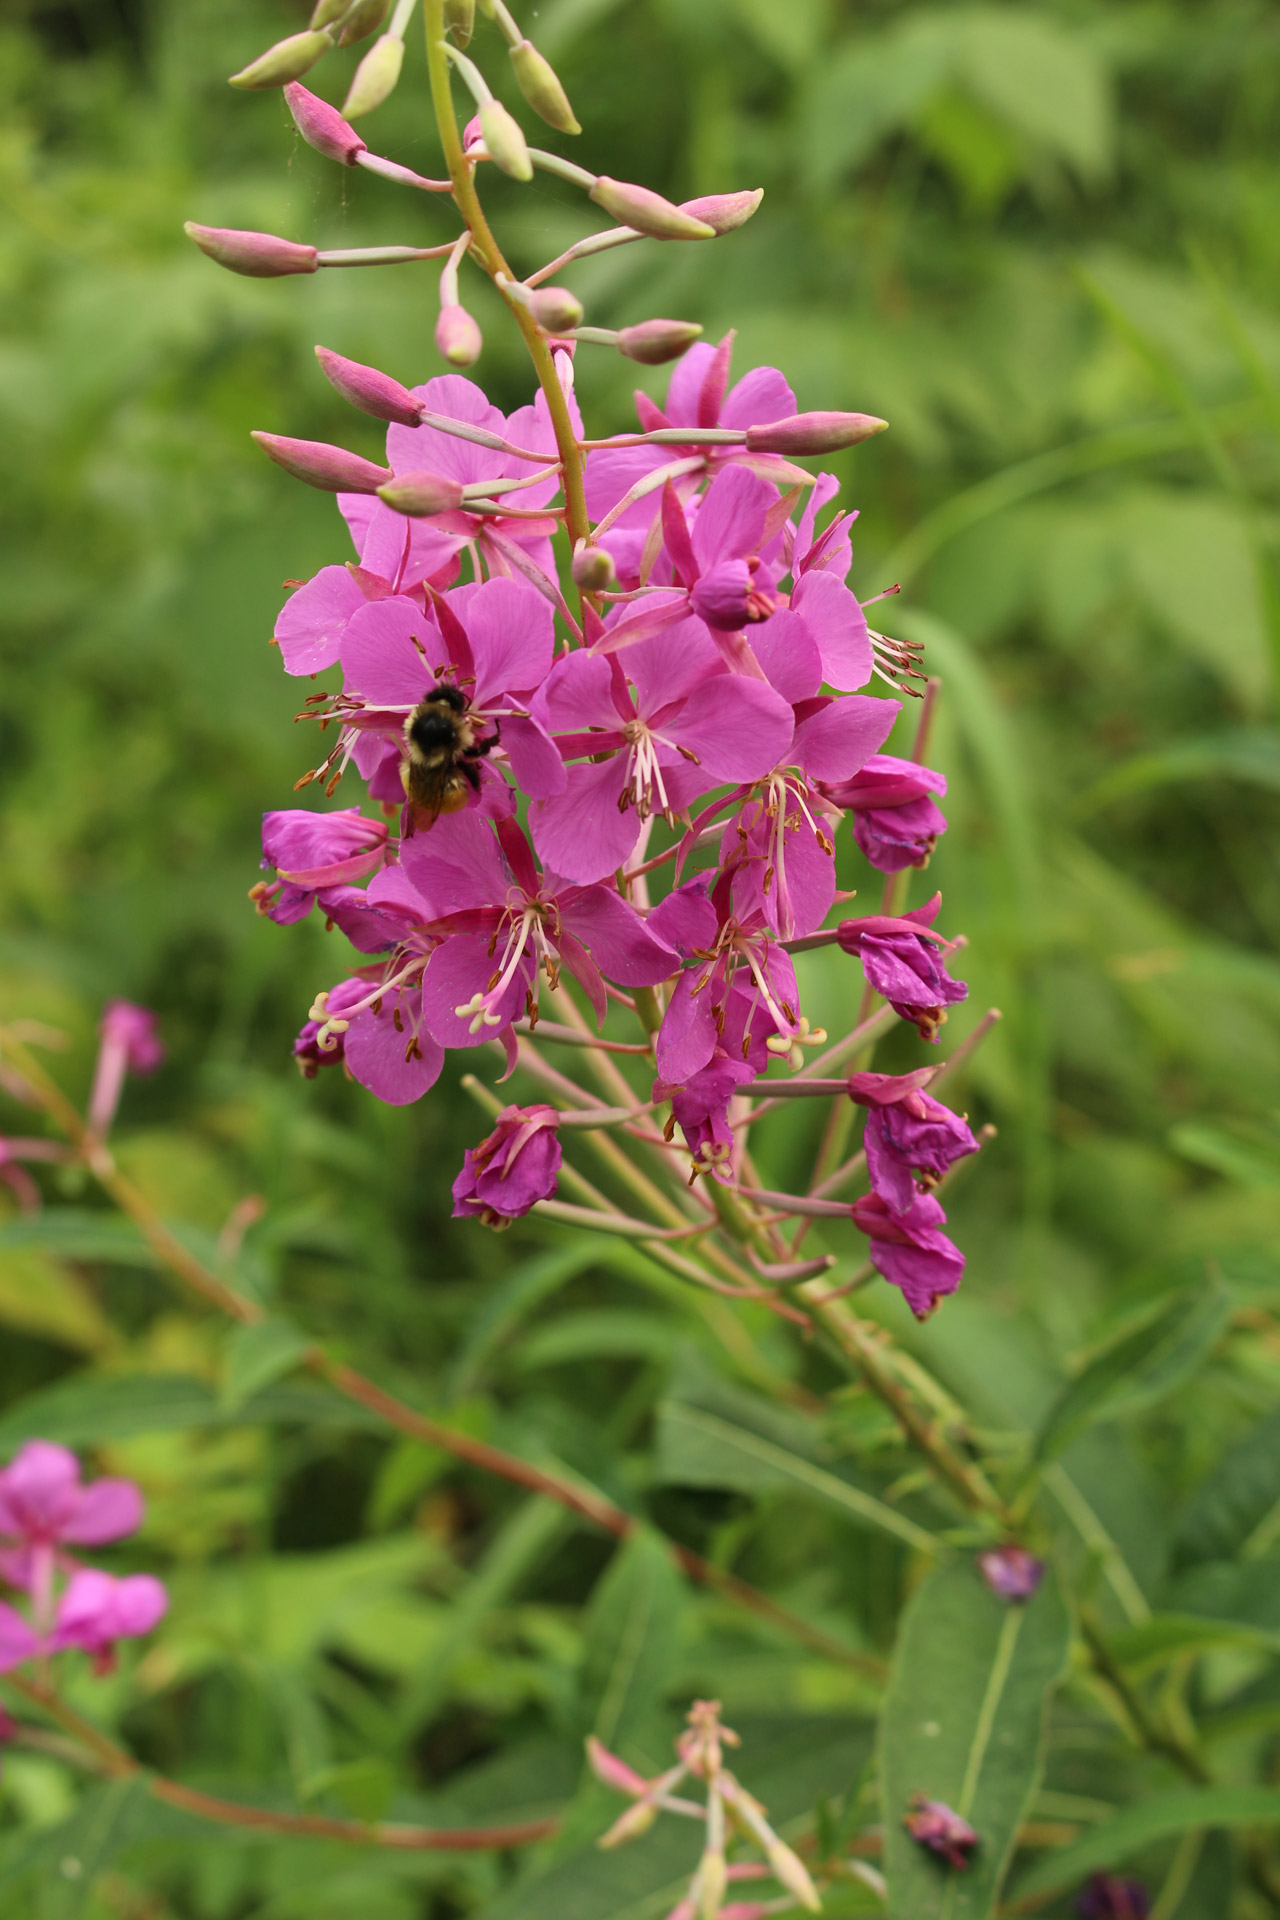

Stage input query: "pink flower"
[
  {"left": 88, "top": 1002, "right": 164, "bottom": 1136},
  {"left": 0, "top": 1442, "right": 144, "bottom": 1581},
  {"left": 977, "top": 1545, "right": 1046, "bottom": 1602},
  {"left": 655, "top": 1054, "right": 755, "bottom": 1185},
  {"left": 292, "top": 974, "right": 372, "bottom": 1077},
  {"left": 48, "top": 1567, "right": 169, "bottom": 1671},
  {"left": 528, "top": 621, "right": 794, "bottom": 885},
  {"left": 255, "top": 808, "right": 390, "bottom": 925},
  {"left": 452, "top": 1105, "right": 562, "bottom": 1227},
  {"left": 836, "top": 895, "right": 968, "bottom": 1041},
  {"left": 851, "top": 1189, "right": 964, "bottom": 1319},
  {"left": 846, "top": 1069, "right": 980, "bottom": 1213},
  {"left": 821, "top": 752, "right": 948, "bottom": 873},
  {"left": 904, "top": 1795, "right": 978, "bottom": 1869}
]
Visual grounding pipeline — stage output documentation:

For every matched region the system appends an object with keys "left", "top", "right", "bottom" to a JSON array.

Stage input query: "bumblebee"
[{"left": 402, "top": 684, "right": 497, "bottom": 831}]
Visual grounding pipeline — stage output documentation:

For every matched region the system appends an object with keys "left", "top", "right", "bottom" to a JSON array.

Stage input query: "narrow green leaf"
[
  {"left": 1013, "top": 1787, "right": 1280, "bottom": 1901},
  {"left": 0, "top": 1371, "right": 385, "bottom": 1449},
  {"left": 0, "top": 1209, "right": 157, "bottom": 1266},
  {"left": 1176, "top": 1405, "right": 1280, "bottom": 1566},
  {"left": 580, "top": 1527, "right": 686, "bottom": 1753},
  {"left": 1035, "top": 1280, "right": 1229, "bottom": 1461},
  {"left": 656, "top": 1398, "right": 939, "bottom": 1554},
  {"left": 1075, "top": 728, "right": 1280, "bottom": 814},
  {"left": 880, "top": 1560, "right": 1071, "bottom": 1920},
  {"left": 1169, "top": 1121, "right": 1280, "bottom": 1190},
  {"left": 221, "top": 1315, "right": 312, "bottom": 1411},
  {"left": 1104, "top": 1611, "right": 1280, "bottom": 1671}
]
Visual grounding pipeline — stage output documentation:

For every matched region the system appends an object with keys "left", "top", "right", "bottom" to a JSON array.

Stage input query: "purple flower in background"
[
  {"left": 88, "top": 1001, "right": 164, "bottom": 1136},
  {"left": 1077, "top": 1875, "right": 1151, "bottom": 1920},
  {"left": 452, "top": 1105, "right": 562, "bottom": 1228},
  {"left": 851, "top": 1189, "right": 964, "bottom": 1319},
  {"left": 904, "top": 1796, "right": 978, "bottom": 1870},
  {"left": 0, "top": 1441, "right": 143, "bottom": 1592},
  {"left": 820, "top": 752, "right": 948, "bottom": 873},
  {"left": 846, "top": 1068, "right": 980, "bottom": 1213},
  {"left": 48, "top": 1568, "right": 169, "bottom": 1672},
  {"left": 292, "top": 975, "right": 373, "bottom": 1077},
  {"left": 254, "top": 808, "right": 390, "bottom": 926},
  {"left": 978, "top": 1545, "right": 1046, "bottom": 1602},
  {"left": 837, "top": 895, "right": 968, "bottom": 1041}
]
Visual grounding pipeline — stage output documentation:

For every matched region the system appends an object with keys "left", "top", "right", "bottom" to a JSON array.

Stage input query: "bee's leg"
[
  {"left": 464, "top": 725, "right": 498, "bottom": 761},
  {"left": 458, "top": 758, "right": 484, "bottom": 793}
]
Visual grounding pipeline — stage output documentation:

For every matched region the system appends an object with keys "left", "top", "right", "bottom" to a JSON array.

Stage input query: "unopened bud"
[
  {"left": 585, "top": 1736, "right": 647, "bottom": 1796},
  {"left": 229, "top": 29, "right": 333, "bottom": 90},
  {"left": 444, "top": 0, "right": 476, "bottom": 45},
  {"left": 310, "top": 0, "right": 351, "bottom": 24},
  {"left": 680, "top": 188, "right": 764, "bottom": 235},
  {"left": 285, "top": 82, "right": 367, "bottom": 164},
  {"left": 341, "top": 33, "right": 404, "bottom": 118},
  {"left": 479, "top": 99, "right": 533, "bottom": 182},
  {"left": 184, "top": 222, "right": 318, "bottom": 278},
  {"left": 589, "top": 177, "right": 715, "bottom": 241},
  {"left": 435, "top": 304, "right": 483, "bottom": 368},
  {"left": 315, "top": 347, "right": 422, "bottom": 425},
  {"left": 572, "top": 545, "right": 617, "bottom": 593},
  {"left": 699, "top": 1856, "right": 728, "bottom": 1920},
  {"left": 617, "top": 318, "right": 703, "bottom": 365},
  {"left": 509, "top": 40, "right": 581, "bottom": 134},
  {"left": 746, "top": 411, "right": 888, "bottom": 455},
  {"left": 251, "top": 432, "right": 392, "bottom": 494},
  {"left": 767, "top": 1842, "right": 821, "bottom": 1912},
  {"left": 336, "top": 0, "right": 391, "bottom": 46},
  {"left": 528, "top": 286, "right": 584, "bottom": 333},
  {"left": 598, "top": 1798, "right": 659, "bottom": 1848},
  {"left": 376, "top": 470, "right": 467, "bottom": 515}
]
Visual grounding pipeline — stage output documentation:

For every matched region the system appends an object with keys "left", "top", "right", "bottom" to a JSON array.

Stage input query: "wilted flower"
[
  {"left": 846, "top": 1068, "right": 980, "bottom": 1213},
  {"left": 821, "top": 751, "right": 948, "bottom": 873},
  {"left": 904, "top": 1795, "right": 978, "bottom": 1869},
  {"left": 851, "top": 1189, "right": 965, "bottom": 1319},
  {"left": 978, "top": 1544, "right": 1046, "bottom": 1602},
  {"left": 452, "top": 1105, "right": 562, "bottom": 1227},
  {"left": 837, "top": 895, "right": 968, "bottom": 1041}
]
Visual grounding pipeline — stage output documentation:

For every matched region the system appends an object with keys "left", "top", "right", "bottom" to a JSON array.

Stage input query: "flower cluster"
[{"left": 0, "top": 1442, "right": 167, "bottom": 1676}]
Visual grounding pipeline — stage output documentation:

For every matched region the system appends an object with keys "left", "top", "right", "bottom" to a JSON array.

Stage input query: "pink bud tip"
[
  {"left": 285, "top": 82, "right": 367, "bottom": 165},
  {"left": 251, "top": 432, "right": 392, "bottom": 494},
  {"left": 589, "top": 177, "right": 716, "bottom": 242},
  {"left": 376, "top": 470, "right": 467, "bottom": 515},
  {"left": 745, "top": 411, "right": 888, "bottom": 455},
  {"left": 679, "top": 188, "right": 764, "bottom": 235},
  {"left": 184, "top": 223, "right": 318, "bottom": 278},
  {"left": 585, "top": 1734, "right": 648, "bottom": 1796},
  {"left": 314, "top": 346, "right": 422, "bottom": 425},
  {"left": 435, "top": 304, "right": 483, "bottom": 368},
  {"left": 616, "top": 318, "right": 704, "bottom": 365},
  {"left": 100, "top": 1002, "right": 164, "bottom": 1074}
]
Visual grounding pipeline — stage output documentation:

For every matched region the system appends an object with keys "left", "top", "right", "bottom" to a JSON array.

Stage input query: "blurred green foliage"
[{"left": 3, "top": 0, "right": 1280, "bottom": 1913}]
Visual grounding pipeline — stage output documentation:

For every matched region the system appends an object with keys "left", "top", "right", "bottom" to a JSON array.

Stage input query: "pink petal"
[
  {"left": 646, "top": 877, "right": 718, "bottom": 957},
  {"left": 664, "top": 342, "right": 719, "bottom": 427},
  {"left": 792, "top": 572, "right": 872, "bottom": 691},
  {"left": 345, "top": 990, "right": 444, "bottom": 1104},
  {"left": 629, "top": 620, "right": 722, "bottom": 716},
  {"left": 533, "top": 649, "right": 622, "bottom": 734},
  {"left": 719, "top": 365, "right": 797, "bottom": 433},
  {"left": 792, "top": 694, "right": 899, "bottom": 782},
  {"left": 558, "top": 887, "right": 678, "bottom": 987},
  {"left": 584, "top": 445, "right": 669, "bottom": 528},
  {"left": 669, "top": 675, "right": 794, "bottom": 782},
  {"left": 749, "top": 609, "right": 823, "bottom": 703},
  {"left": 691, "top": 466, "right": 775, "bottom": 571},
  {"left": 0, "top": 1441, "right": 79, "bottom": 1537},
  {"left": 654, "top": 971, "right": 719, "bottom": 1083},
  {"left": 388, "top": 375, "right": 509, "bottom": 487},
  {"left": 0, "top": 1601, "right": 37, "bottom": 1672},
  {"left": 422, "top": 936, "right": 532, "bottom": 1049},
  {"left": 451, "top": 576, "right": 554, "bottom": 703},
  {"left": 501, "top": 714, "right": 567, "bottom": 799},
  {"left": 108, "top": 1573, "right": 169, "bottom": 1638},
  {"left": 340, "top": 596, "right": 438, "bottom": 705},
  {"left": 529, "top": 759, "right": 639, "bottom": 887},
  {"left": 793, "top": 472, "right": 842, "bottom": 564},
  {"left": 399, "top": 810, "right": 511, "bottom": 919},
  {"left": 61, "top": 1479, "right": 144, "bottom": 1547},
  {"left": 275, "top": 566, "right": 367, "bottom": 676}
]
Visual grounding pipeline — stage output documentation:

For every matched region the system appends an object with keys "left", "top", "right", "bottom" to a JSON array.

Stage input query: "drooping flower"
[
  {"left": 253, "top": 808, "right": 390, "bottom": 925},
  {"left": 452, "top": 1105, "right": 562, "bottom": 1227},
  {"left": 87, "top": 1001, "right": 164, "bottom": 1136},
  {"left": 1076, "top": 1875, "right": 1151, "bottom": 1919},
  {"left": 846, "top": 1068, "right": 980, "bottom": 1213},
  {"left": 0, "top": 1441, "right": 144, "bottom": 1592},
  {"left": 977, "top": 1545, "right": 1046, "bottom": 1602},
  {"left": 656, "top": 1053, "right": 755, "bottom": 1185},
  {"left": 904, "top": 1795, "right": 978, "bottom": 1869},
  {"left": 528, "top": 621, "right": 794, "bottom": 885},
  {"left": 837, "top": 895, "right": 968, "bottom": 1041},
  {"left": 851, "top": 1189, "right": 964, "bottom": 1319},
  {"left": 820, "top": 752, "right": 949, "bottom": 873}
]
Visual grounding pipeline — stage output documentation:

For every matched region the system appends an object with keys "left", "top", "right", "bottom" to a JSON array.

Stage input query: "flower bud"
[
  {"left": 598, "top": 1797, "right": 659, "bottom": 1848},
  {"left": 376, "top": 470, "right": 467, "bottom": 515},
  {"left": 336, "top": 0, "right": 391, "bottom": 46},
  {"left": 585, "top": 1736, "right": 647, "bottom": 1796},
  {"left": 284, "top": 82, "right": 367, "bottom": 164},
  {"left": 978, "top": 1544, "right": 1045, "bottom": 1601},
  {"left": 444, "top": 0, "right": 476, "bottom": 45},
  {"left": 680, "top": 187, "right": 764, "bottom": 234},
  {"left": 435, "top": 304, "right": 483, "bottom": 367},
  {"left": 315, "top": 346, "right": 422, "bottom": 426},
  {"left": 745, "top": 411, "right": 888, "bottom": 455},
  {"left": 310, "top": 0, "right": 350, "bottom": 24},
  {"left": 572, "top": 545, "right": 617, "bottom": 593},
  {"left": 528, "top": 285, "right": 584, "bottom": 332},
  {"left": 766, "top": 1842, "right": 821, "bottom": 1912},
  {"left": 589, "top": 177, "right": 715, "bottom": 240},
  {"left": 229, "top": 29, "right": 333, "bottom": 90},
  {"left": 479, "top": 99, "right": 533, "bottom": 182},
  {"left": 251, "top": 432, "right": 392, "bottom": 494},
  {"left": 509, "top": 40, "right": 581, "bottom": 135},
  {"left": 341, "top": 33, "right": 404, "bottom": 118},
  {"left": 617, "top": 318, "right": 703, "bottom": 365},
  {"left": 184, "top": 223, "right": 318, "bottom": 278}
]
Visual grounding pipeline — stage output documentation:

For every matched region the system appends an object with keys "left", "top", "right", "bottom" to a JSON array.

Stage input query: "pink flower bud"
[
  {"left": 314, "top": 346, "right": 422, "bottom": 425},
  {"left": 679, "top": 188, "right": 764, "bottom": 235},
  {"left": 184, "top": 223, "right": 318, "bottom": 278},
  {"left": 376, "top": 470, "right": 467, "bottom": 515},
  {"left": 462, "top": 113, "right": 483, "bottom": 149},
  {"left": 444, "top": 0, "right": 476, "bottom": 46},
  {"left": 617, "top": 319, "right": 704, "bottom": 365},
  {"left": 585, "top": 1735, "right": 648, "bottom": 1797},
  {"left": 977, "top": 1544, "right": 1045, "bottom": 1601},
  {"left": 766, "top": 1842, "right": 821, "bottom": 1912},
  {"left": 251, "top": 432, "right": 392, "bottom": 494},
  {"left": 229, "top": 28, "right": 333, "bottom": 90},
  {"left": 589, "top": 177, "right": 716, "bottom": 241},
  {"left": 435, "top": 304, "right": 483, "bottom": 368},
  {"left": 285, "top": 82, "right": 367, "bottom": 164},
  {"left": 745, "top": 411, "right": 888, "bottom": 455},
  {"left": 335, "top": 0, "right": 391, "bottom": 46},
  {"left": 509, "top": 39, "right": 580, "bottom": 135},
  {"left": 479, "top": 99, "right": 533, "bottom": 182},
  {"left": 572, "top": 545, "right": 617, "bottom": 592},
  {"left": 452, "top": 1106, "right": 562, "bottom": 1228},
  {"left": 904, "top": 1795, "right": 978, "bottom": 1870},
  {"left": 528, "top": 286, "right": 585, "bottom": 332},
  {"left": 341, "top": 32, "right": 404, "bottom": 118}
]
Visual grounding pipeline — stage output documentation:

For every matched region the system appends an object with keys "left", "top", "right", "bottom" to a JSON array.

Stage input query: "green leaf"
[
  {"left": 880, "top": 1560, "right": 1071, "bottom": 1920},
  {"left": 1170, "top": 1556, "right": 1280, "bottom": 1634},
  {"left": 1075, "top": 728, "right": 1280, "bottom": 814},
  {"left": 301, "top": 1758, "right": 397, "bottom": 1825},
  {"left": 1169, "top": 1121, "right": 1280, "bottom": 1190},
  {"left": 1013, "top": 1787, "right": 1280, "bottom": 1901},
  {"left": 0, "top": 1209, "right": 157, "bottom": 1266},
  {"left": 579, "top": 1527, "right": 687, "bottom": 1753},
  {"left": 955, "top": 9, "right": 1113, "bottom": 180},
  {"left": 0, "top": 1778, "right": 152, "bottom": 1915},
  {"left": 1104, "top": 1611, "right": 1280, "bottom": 1671},
  {"left": 1176, "top": 1404, "right": 1280, "bottom": 1566},
  {"left": 1035, "top": 1279, "right": 1230, "bottom": 1461},
  {"left": 0, "top": 1371, "right": 385, "bottom": 1450},
  {"left": 655, "top": 1397, "right": 940, "bottom": 1554},
  {"left": 221, "top": 1316, "right": 312, "bottom": 1411}
]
